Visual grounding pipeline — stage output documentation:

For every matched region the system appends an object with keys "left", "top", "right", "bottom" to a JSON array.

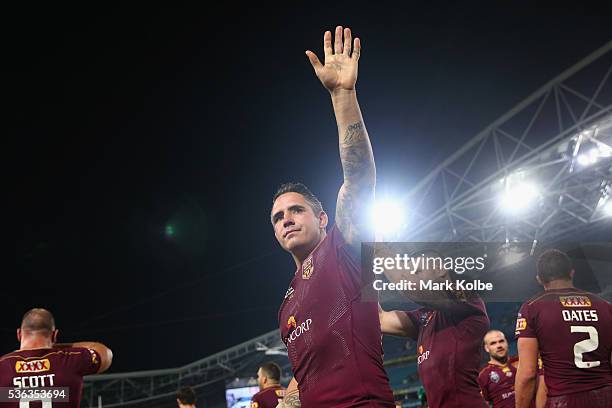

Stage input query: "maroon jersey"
[
  {"left": 405, "top": 297, "right": 490, "bottom": 408},
  {"left": 278, "top": 225, "right": 394, "bottom": 407},
  {"left": 478, "top": 356, "right": 542, "bottom": 408},
  {"left": 515, "top": 288, "right": 612, "bottom": 398},
  {"left": 250, "top": 385, "right": 285, "bottom": 408},
  {"left": 0, "top": 347, "right": 101, "bottom": 408}
]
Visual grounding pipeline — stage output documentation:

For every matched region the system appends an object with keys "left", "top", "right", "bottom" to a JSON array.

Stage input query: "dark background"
[{"left": 6, "top": 4, "right": 611, "bottom": 372}]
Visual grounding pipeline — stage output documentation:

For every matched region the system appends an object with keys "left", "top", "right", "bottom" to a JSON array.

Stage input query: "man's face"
[
  {"left": 484, "top": 331, "right": 508, "bottom": 360},
  {"left": 256, "top": 368, "right": 265, "bottom": 390},
  {"left": 271, "top": 192, "right": 326, "bottom": 254}
]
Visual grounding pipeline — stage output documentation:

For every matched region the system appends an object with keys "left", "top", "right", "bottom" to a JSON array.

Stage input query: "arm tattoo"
[
  {"left": 283, "top": 389, "right": 301, "bottom": 407},
  {"left": 336, "top": 121, "right": 375, "bottom": 245},
  {"left": 340, "top": 122, "right": 373, "bottom": 181}
]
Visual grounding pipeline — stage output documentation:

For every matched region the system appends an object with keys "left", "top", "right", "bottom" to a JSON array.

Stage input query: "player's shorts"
[{"left": 545, "top": 385, "right": 612, "bottom": 408}]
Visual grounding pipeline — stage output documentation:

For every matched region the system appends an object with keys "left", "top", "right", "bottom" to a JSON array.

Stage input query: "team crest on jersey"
[
  {"left": 419, "top": 311, "right": 434, "bottom": 327},
  {"left": 559, "top": 296, "right": 591, "bottom": 307},
  {"left": 302, "top": 256, "right": 314, "bottom": 279},
  {"left": 284, "top": 286, "right": 294, "bottom": 300},
  {"left": 515, "top": 318, "right": 527, "bottom": 331},
  {"left": 15, "top": 359, "right": 50, "bottom": 373},
  {"left": 489, "top": 371, "right": 500, "bottom": 383}
]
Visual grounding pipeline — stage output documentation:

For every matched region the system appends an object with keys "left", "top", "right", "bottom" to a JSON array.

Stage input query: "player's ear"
[
  {"left": 535, "top": 275, "right": 542, "bottom": 286},
  {"left": 16, "top": 328, "right": 21, "bottom": 342},
  {"left": 318, "top": 210, "right": 328, "bottom": 229},
  {"left": 569, "top": 269, "right": 575, "bottom": 280},
  {"left": 51, "top": 329, "right": 58, "bottom": 343}
]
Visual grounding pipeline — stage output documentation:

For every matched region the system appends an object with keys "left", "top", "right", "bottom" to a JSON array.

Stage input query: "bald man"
[
  {"left": 0, "top": 308, "right": 112, "bottom": 408},
  {"left": 478, "top": 329, "right": 545, "bottom": 408}
]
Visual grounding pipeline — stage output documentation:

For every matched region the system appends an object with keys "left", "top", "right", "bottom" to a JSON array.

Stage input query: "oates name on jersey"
[
  {"left": 562, "top": 309, "right": 598, "bottom": 321},
  {"left": 287, "top": 319, "right": 313, "bottom": 345}
]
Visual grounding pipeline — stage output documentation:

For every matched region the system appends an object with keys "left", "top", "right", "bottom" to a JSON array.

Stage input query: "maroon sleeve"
[
  {"left": 404, "top": 308, "right": 424, "bottom": 330},
  {"left": 515, "top": 301, "right": 536, "bottom": 338},
  {"left": 250, "top": 393, "right": 261, "bottom": 408},
  {"left": 477, "top": 368, "right": 491, "bottom": 402},
  {"left": 65, "top": 347, "right": 101, "bottom": 376}
]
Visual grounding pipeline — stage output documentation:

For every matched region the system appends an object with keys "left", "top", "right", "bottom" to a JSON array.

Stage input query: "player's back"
[
  {"left": 516, "top": 287, "right": 612, "bottom": 397},
  {"left": 250, "top": 385, "right": 285, "bottom": 408},
  {"left": 0, "top": 347, "right": 101, "bottom": 408}
]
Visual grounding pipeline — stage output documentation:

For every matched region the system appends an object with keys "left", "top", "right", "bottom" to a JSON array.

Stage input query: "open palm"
[{"left": 306, "top": 26, "right": 361, "bottom": 92}]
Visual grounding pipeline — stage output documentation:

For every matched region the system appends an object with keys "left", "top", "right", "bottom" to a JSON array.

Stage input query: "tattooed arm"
[
  {"left": 306, "top": 26, "right": 375, "bottom": 246},
  {"left": 277, "top": 377, "right": 300, "bottom": 408}
]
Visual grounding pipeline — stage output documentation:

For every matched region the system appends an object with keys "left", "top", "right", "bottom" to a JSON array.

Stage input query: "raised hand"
[{"left": 305, "top": 26, "right": 361, "bottom": 93}]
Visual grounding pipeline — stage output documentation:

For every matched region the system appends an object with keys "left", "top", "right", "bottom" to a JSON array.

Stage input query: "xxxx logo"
[
  {"left": 559, "top": 296, "right": 591, "bottom": 307},
  {"left": 15, "top": 359, "right": 51, "bottom": 373}
]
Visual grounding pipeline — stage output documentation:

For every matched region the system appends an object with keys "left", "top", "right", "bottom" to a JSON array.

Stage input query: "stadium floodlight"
[
  {"left": 576, "top": 142, "right": 612, "bottom": 166},
  {"left": 499, "top": 181, "right": 539, "bottom": 214},
  {"left": 371, "top": 198, "right": 406, "bottom": 238},
  {"left": 605, "top": 201, "right": 612, "bottom": 217},
  {"left": 577, "top": 154, "right": 592, "bottom": 166}
]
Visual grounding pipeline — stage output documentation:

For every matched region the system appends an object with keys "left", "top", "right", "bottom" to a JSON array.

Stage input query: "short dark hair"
[
  {"left": 272, "top": 182, "right": 324, "bottom": 216},
  {"left": 537, "top": 249, "right": 573, "bottom": 283},
  {"left": 260, "top": 362, "right": 281, "bottom": 383},
  {"left": 177, "top": 386, "right": 196, "bottom": 404},
  {"left": 21, "top": 308, "right": 55, "bottom": 333},
  {"left": 483, "top": 329, "right": 505, "bottom": 346}
]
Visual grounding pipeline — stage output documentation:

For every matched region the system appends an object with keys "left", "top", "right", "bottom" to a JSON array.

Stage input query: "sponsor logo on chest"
[
  {"left": 285, "top": 316, "right": 313, "bottom": 345},
  {"left": 417, "top": 345, "right": 431, "bottom": 364}
]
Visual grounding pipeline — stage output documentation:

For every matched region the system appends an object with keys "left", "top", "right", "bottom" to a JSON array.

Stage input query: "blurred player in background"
[
  {"left": 379, "top": 250, "right": 490, "bottom": 408},
  {"left": 251, "top": 362, "right": 285, "bottom": 408},
  {"left": 515, "top": 249, "right": 612, "bottom": 408},
  {"left": 478, "top": 329, "right": 546, "bottom": 407},
  {"left": 0, "top": 308, "right": 112, "bottom": 408},
  {"left": 176, "top": 386, "right": 197, "bottom": 408},
  {"left": 272, "top": 25, "right": 394, "bottom": 407}
]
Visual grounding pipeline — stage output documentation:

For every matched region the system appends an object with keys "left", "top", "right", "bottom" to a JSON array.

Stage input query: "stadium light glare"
[
  {"left": 577, "top": 154, "right": 590, "bottom": 166},
  {"left": 371, "top": 198, "right": 405, "bottom": 238},
  {"left": 500, "top": 182, "right": 539, "bottom": 214},
  {"left": 605, "top": 201, "right": 612, "bottom": 217}
]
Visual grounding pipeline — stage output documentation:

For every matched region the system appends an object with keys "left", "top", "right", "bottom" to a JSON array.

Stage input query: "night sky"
[{"left": 7, "top": 4, "right": 611, "bottom": 372}]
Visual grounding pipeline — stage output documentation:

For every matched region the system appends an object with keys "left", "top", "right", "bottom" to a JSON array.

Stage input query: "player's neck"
[
  {"left": 263, "top": 382, "right": 279, "bottom": 390},
  {"left": 20, "top": 339, "right": 53, "bottom": 350},
  {"left": 291, "top": 231, "right": 327, "bottom": 269},
  {"left": 489, "top": 356, "right": 509, "bottom": 366},
  {"left": 543, "top": 280, "right": 574, "bottom": 290}
]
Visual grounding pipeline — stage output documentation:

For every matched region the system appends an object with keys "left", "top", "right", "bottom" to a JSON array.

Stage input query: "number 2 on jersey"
[
  {"left": 571, "top": 325, "right": 600, "bottom": 368},
  {"left": 20, "top": 400, "right": 52, "bottom": 408}
]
